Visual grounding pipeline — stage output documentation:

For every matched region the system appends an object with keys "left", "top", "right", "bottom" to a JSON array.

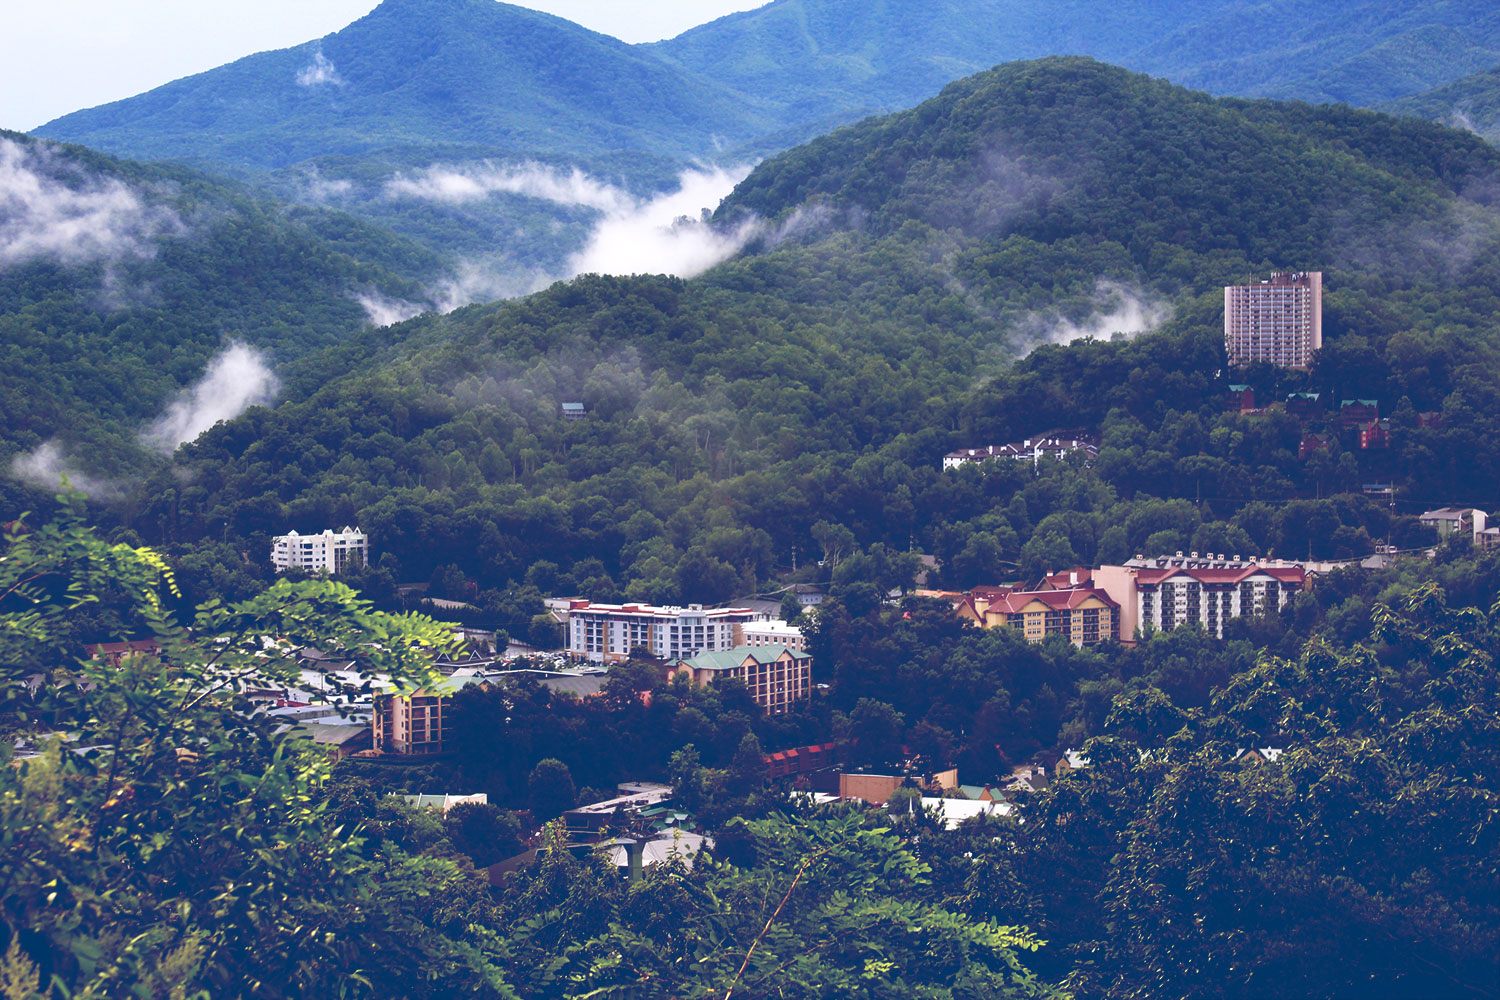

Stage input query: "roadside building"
[{"left": 667, "top": 645, "right": 812, "bottom": 714}]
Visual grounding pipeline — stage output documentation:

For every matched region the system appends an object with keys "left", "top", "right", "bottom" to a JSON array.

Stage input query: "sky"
[{"left": 2, "top": 0, "right": 770, "bottom": 132}]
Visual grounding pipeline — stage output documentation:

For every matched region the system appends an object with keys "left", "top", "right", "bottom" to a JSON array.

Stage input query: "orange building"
[
  {"left": 667, "top": 645, "right": 812, "bottom": 715},
  {"left": 957, "top": 586, "right": 1119, "bottom": 647}
]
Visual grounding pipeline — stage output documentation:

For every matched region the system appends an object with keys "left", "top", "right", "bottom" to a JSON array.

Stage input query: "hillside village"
[{"left": 6, "top": 4, "right": 1500, "bottom": 997}]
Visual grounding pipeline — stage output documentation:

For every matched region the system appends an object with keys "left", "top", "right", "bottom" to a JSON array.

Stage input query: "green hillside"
[
  {"left": 1384, "top": 63, "right": 1500, "bottom": 145},
  {"left": 0, "top": 130, "right": 443, "bottom": 500},
  {"left": 31, "top": 0, "right": 1500, "bottom": 289},
  {"left": 107, "top": 60, "right": 1500, "bottom": 614},
  {"left": 655, "top": 0, "right": 1500, "bottom": 112},
  {"left": 718, "top": 57, "right": 1499, "bottom": 267}
]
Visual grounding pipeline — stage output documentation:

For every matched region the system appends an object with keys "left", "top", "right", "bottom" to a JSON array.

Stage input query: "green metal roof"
[{"left": 679, "top": 645, "right": 806, "bottom": 670}]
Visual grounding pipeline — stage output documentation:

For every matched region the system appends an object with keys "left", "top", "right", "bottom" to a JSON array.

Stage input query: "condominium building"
[
  {"left": 956, "top": 586, "right": 1120, "bottom": 647},
  {"left": 374, "top": 688, "right": 449, "bottom": 754},
  {"left": 270, "top": 527, "right": 368, "bottom": 574},
  {"left": 1225, "top": 271, "right": 1322, "bottom": 370},
  {"left": 668, "top": 646, "right": 813, "bottom": 714},
  {"left": 1094, "top": 561, "right": 1305, "bottom": 639},
  {"left": 566, "top": 601, "right": 759, "bottom": 664}
]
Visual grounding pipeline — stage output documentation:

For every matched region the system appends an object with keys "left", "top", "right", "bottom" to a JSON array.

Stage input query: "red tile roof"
[
  {"left": 988, "top": 587, "right": 1119, "bottom": 613},
  {"left": 1134, "top": 565, "right": 1305, "bottom": 586}
]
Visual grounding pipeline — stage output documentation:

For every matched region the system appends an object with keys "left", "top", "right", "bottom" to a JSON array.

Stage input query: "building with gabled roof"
[
  {"left": 1419, "top": 507, "right": 1488, "bottom": 542},
  {"left": 957, "top": 585, "right": 1119, "bottom": 647},
  {"left": 668, "top": 645, "right": 812, "bottom": 715}
]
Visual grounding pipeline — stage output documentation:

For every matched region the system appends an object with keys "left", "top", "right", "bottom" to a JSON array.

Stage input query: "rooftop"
[{"left": 679, "top": 645, "right": 809, "bottom": 670}]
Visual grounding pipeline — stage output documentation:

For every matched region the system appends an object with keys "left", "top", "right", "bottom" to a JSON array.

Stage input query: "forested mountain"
[
  {"left": 1385, "top": 63, "right": 1500, "bottom": 146},
  {"left": 90, "top": 59, "right": 1500, "bottom": 614},
  {"left": 0, "top": 130, "right": 442, "bottom": 507},
  {"left": 656, "top": 0, "right": 1500, "bottom": 111},
  {"left": 29, "top": 0, "right": 1500, "bottom": 288},
  {"left": 33, "top": 0, "right": 778, "bottom": 172},
  {"left": 41, "top": 0, "right": 1500, "bottom": 174}
]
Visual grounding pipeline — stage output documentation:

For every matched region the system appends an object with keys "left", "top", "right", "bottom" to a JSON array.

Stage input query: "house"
[
  {"left": 957, "top": 585, "right": 1120, "bottom": 647},
  {"left": 943, "top": 436, "right": 1099, "bottom": 471},
  {"left": 1419, "top": 507, "right": 1489, "bottom": 542},
  {"left": 1285, "top": 392, "right": 1324, "bottom": 419},
  {"left": 286, "top": 721, "right": 372, "bottom": 761},
  {"left": 566, "top": 601, "right": 759, "bottom": 664},
  {"left": 1359, "top": 419, "right": 1390, "bottom": 450},
  {"left": 667, "top": 645, "right": 812, "bottom": 714},
  {"left": 561, "top": 402, "right": 587, "bottom": 421},
  {"left": 84, "top": 639, "right": 161, "bottom": 664},
  {"left": 1226, "top": 384, "right": 1256, "bottom": 412},
  {"left": 1232, "top": 748, "right": 1285, "bottom": 765},
  {"left": 270, "top": 527, "right": 367, "bottom": 574},
  {"left": 1298, "top": 433, "right": 1330, "bottom": 459},
  {"left": 1094, "top": 558, "right": 1306, "bottom": 640},
  {"left": 1054, "top": 749, "right": 1090, "bottom": 777},
  {"left": 1337, "top": 399, "right": 1379, "bottom": 428},
  {"left": 401, "top": 793, "right": 489, "bottom": 813}
]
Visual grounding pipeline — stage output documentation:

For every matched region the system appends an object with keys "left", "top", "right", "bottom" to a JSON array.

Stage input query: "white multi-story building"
[
  {"left": 270, "top": 527, "right": 368, "bottom": 574},
  {"left": 740, "top": 619, "right": 808, "bottom": 652},
  {"left": 1225, "top": 271, "right": 1323, "bottom": 370},
  {"left": 566, "top": 601, "right": 759, "bottom": 664},
  {"left": 1094, "top": 560, "right": 1305, "bottom": 640}
]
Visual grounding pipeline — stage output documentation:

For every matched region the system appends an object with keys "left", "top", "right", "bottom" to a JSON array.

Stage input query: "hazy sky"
[{"left": 3, "top": 0, "right": 770, "bottom": 132}]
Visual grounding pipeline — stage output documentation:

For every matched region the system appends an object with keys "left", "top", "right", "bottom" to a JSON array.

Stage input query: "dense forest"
[
  {"left": 47, "top": 60, "right": 1499, "bottom": 618},
  {"left": 3, "top": 505, "right": 1495, "bottom": 998},
  {"left": 1386, "top": 61, "right": 1500, "bottom": 146}
]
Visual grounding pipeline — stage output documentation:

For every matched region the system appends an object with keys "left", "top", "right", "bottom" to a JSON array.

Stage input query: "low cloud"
[
  {"left": 298, "top": 167, "right": 354, "bottom": 202},
  {"left": 0, "top": 137, "right": 180, "bottom": 269},
  {"left": 566, "top": 166, "right": 758, "bottom": 279},
  {"left": 382, "top": 163, "right": 760, "bottom": 311},
  {"left": 142, "top": 342, "right": 279, "bottom": 452},
  {"left": 353, "top": 290, "right": 427, "bottom": 327},
  {"left": 1019, "top": 282, "right": 1172, "bottom": 350},
  {"left": 296, "top": 48, "right": 343, "bottom": 87},
  {"left": 10, "top": 441, "right": 122, "bottom": 498},
  {"left": 384, "top": 161, "right": 634, "bottom": 212},
  {"left": 428, "top": 261, "right": 554, "bottom": 313}
]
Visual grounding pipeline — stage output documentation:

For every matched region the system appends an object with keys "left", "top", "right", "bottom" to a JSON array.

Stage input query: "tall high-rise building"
[{"left": 1224, "top": 271, "right": 1322, "bottom": 370}]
